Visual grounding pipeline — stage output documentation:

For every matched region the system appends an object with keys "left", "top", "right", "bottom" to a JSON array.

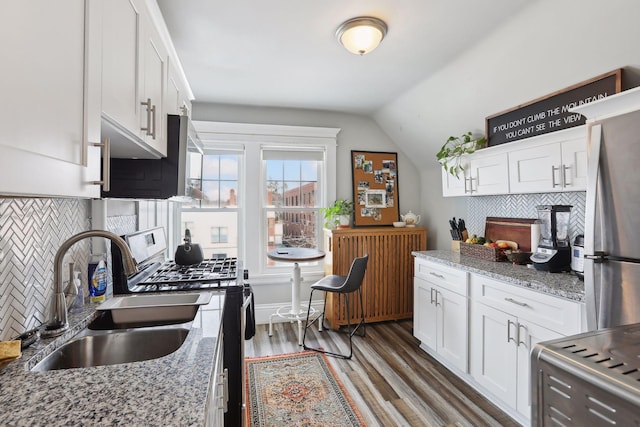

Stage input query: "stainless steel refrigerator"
[{"left": 583, "top": 107, "right": 640, "bottom": 330}]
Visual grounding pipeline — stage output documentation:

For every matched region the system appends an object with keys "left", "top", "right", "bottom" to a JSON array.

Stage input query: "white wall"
[
  {"left": 375, "top": 0, "right": 640, "bottom": 250},
  {"left": 192, "top": 103, "right": 422, "bottom": 315}
]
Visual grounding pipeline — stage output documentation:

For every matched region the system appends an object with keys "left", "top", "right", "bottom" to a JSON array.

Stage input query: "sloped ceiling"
[{"left": 156, "top": 0, "right": 531, "bottom": 115}]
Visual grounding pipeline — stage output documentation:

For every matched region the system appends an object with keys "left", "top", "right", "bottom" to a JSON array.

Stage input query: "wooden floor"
[{"left": 246, "top": 320, "right": 519, "bottom": 427}]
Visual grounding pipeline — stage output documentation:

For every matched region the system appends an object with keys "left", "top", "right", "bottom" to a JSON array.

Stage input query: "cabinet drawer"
[
  {"left": 414, "top": 258, "right": 468, "bottom": 296},
  {"left": 470, "top": 273, "right": 582, "bottom": 335}
]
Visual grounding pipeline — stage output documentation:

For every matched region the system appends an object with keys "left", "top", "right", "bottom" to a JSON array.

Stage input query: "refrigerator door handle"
[
  {"left": 584, "top": 124, "right": 602, "bottom": 256},
  {"left": 585, "top": 252, "right": 607, "bottom": 263},
  {"left": 584, "top": 123, "right": 602, "bottom": 331}
]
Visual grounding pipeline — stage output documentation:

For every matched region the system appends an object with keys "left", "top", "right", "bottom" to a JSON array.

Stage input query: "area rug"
[{"left": 246, "top": 351, "right": 366, "bottom": 426}]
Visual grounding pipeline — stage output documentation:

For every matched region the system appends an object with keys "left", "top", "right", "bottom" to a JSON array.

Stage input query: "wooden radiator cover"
[{"left": 323, "top": 227, "right": 427, "bottom": 329}]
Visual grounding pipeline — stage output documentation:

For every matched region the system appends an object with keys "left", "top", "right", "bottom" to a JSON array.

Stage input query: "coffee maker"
[{"left": 531, "top": 205, "right": 572, "bottom": 272}]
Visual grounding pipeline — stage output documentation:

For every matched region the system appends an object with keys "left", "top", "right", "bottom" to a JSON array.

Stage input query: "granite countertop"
[
  {"left": 413, "top": 250, "right": 585, "bottom": 302},
  {"left": 0, "top": 291, "right": 225, "bottom": 426}
]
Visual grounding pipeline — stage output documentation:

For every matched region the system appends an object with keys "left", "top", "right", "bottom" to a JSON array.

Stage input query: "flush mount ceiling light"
[{"left": 336, "top": 16, "right": 388, "bottom": 56}]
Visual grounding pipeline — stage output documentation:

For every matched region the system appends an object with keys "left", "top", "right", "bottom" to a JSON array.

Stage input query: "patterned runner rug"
[{"left": 246, "top": 351, "right": 366, "bottom": 426}]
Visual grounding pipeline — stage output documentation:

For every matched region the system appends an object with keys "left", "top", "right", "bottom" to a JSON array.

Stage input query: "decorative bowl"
[
  {"left": 505, "top": 250, "right": 533, "bottom": 264},
  {"left": 392, "top": 221, "right": 406, "bottom": 228}
]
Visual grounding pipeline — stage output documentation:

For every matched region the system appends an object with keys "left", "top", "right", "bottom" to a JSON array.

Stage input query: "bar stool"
[{"left": 302, "top": 254, "right": 368, "bottom": 359}]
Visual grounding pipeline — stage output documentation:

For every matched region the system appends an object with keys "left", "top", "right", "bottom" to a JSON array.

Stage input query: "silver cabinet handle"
[
  {"left": 429, "top": 272, "right": 445, "bottom": 280},
  {"left": 468, "top": 176, "right": 476, "bottom": 193},
  {"left": 551, "top": 165, "right": 561, "bottom": 187},
  {"left": 217, "top": 368, "right": 228, "bottom": 412},
  {"left": 505, "top": 297, "right": 528, "bottom": 307},
  {"left": 435, "top": 290, "right": 441, "bottom": 307},
  {"left": 507, "top": 319, "right": 516, "bottom": 344},
  {"left": 90, "top": 137, "right": 110, "bottom": 192},
  {"left": 463, "top": 176, "right": 469, "bottom": 193},
  {"left": 141, "top": 98, "right": 152, "bottom": 136},
  {"left": 517, "top": 323, "right": 527, "bottom": 347},
  {"left": 430, "top": 287, "right": 436, "bottom": 305},
  {"left": 150, "top": 104, "right": 157, "bottom": 140},
  {"left": 562, "top": 164, "right": 572, "bottom": 187}
]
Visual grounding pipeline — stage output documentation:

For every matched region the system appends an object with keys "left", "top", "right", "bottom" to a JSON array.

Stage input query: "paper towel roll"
[{"left": 531, "top": 222, "right": 541, "bottom": 252}]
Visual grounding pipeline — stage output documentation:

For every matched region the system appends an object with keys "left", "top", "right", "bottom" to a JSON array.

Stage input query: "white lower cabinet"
[
  {"left": 413, "top": 259, "right": 468, "bottom": 373},
  {"left": 413, "top": 258, "right": 585, "bottom": 426},
  {"left": 470, "top": 300, "right": 561, "bottom": 420},
  {"left": 469, "top": 273, "right": 584, "bottom": 425}
]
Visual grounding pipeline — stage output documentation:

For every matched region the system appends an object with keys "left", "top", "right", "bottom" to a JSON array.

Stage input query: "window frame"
[{"left": 192, "top": 121, "right": 339, "bottom": 283}]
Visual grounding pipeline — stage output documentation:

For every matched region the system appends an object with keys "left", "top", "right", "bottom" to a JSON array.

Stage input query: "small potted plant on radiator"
[{"left": 321, "top": 199, "right": 354, "bottom": 229}]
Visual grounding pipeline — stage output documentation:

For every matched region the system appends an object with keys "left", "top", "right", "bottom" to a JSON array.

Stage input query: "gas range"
[{"left": 111, "top": 227, "right": 244, "bottom": 295}]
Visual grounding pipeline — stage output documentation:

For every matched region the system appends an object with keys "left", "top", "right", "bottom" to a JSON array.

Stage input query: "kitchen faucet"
[{"left": 42, "top": 230, "right": 138, "bottom": 338}]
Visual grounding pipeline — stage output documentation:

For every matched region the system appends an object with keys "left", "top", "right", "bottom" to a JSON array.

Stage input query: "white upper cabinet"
[
  {"left": 508, "top": 126, "right": 586, "bottom": 193},
  {"left": 0, "top": 0, "right": 102, "bottom": 198},
  {"left": 101, "top": 0, "right": 171, "bottom": 159},
  {"left": 442, "top": 126, "right": 586, "bottom": 197}
]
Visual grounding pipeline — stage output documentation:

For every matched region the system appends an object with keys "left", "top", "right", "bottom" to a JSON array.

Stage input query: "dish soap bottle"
[
  {"left": 88, "top": 254, "right": 108, "bottom": 303},
  {"left": 69, "top": 270, "right": 84, "bottom": 313}
]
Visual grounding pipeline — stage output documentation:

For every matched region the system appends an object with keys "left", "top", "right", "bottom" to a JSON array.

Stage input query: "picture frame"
[{"left": 351, "top": 150, "right": 400, "bottom": 226}]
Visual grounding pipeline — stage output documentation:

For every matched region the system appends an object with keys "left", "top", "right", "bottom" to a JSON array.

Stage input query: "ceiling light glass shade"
[{"left": 336, "top": 17, "right": 388, "bottom": 55}]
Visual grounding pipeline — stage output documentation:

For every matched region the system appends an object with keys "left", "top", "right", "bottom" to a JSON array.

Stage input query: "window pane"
[
  {"left": 300, "top": 160, "right": 318, "bottom": 181},
  {"left": 266, "top": 209, "right": 318, "bottom": 254},
  {"left": 283, "top": 160, "right": 300, "bottom": 181},
  {"left": 202, "top": 155, "right": 220, "bottom": 180},
  {"left": 220, "top": 181, "right": 238, "bottom": 207},
  {"left": 284, "top": 182, "right": 301, "bottom": 207},
  {"left": 202, "top": 181, "right": 220, "bottom": 207},
  {"left": 182, "top": 211, "right": 238, "bottom": 259},
  {"left": 219, "top": 155, "right": 238, "bottom": 180},
  {"left": 266, "top": 160, "right": 283, "bottom": 181}
]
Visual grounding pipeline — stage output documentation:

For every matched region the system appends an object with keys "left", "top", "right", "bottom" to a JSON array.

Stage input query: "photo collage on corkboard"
[{"left": 351, "top": 150, "right": 400, "bottom": 226}]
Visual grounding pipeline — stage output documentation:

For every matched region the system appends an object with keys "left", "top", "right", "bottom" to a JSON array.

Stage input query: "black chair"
[{"left": 302, "top": 254, "right": 368, "bottom": 359}]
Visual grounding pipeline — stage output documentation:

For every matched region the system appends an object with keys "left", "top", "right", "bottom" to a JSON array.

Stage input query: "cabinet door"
[
  {"left": 470, "top": 301, "right": 517, "bottom": 408},
  {"left": 515, "top": 321, "right": 561, "bottom": 420},
  {"left": 413, "top": 277, "right": 437, "bottom": 351},
  {"left": 508, "top": 143, "right": 561, "bottom": 193},
  {"left": 436, "top": 287, "right": 468, "bottom": 373},
  {"left": 139, "top": 9, "right": 168, "bottom": 156},
  {"left": 102, "top": 0, "right": 140, "bottom": 132},
  {"left": 560, "top": 138, "right": 587, "bottom": 190},
  {"left": 0, "top": 0, "right": 100, "bottom": 198},
  {"left": 469, "top": 152, "right": 509, "bottom": 195},
  {"left": 441, "top": 161, "right": 469, "bottom": 197}
]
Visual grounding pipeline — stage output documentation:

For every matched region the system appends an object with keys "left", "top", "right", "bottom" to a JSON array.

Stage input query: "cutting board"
[{"left": 484, "top": 217, "right": 537, "bottom": 251}]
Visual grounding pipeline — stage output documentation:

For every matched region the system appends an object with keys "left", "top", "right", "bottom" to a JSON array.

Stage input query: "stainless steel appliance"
[
  {"left": 580, "top": 106, "right": 640, "bottom": 330},
  {"left": 103, "top": 114, "right": 203, "bottom": 199},
  {"left": 111, "top": 227, "right": 252, "bottom": 427},
  {"left": 531, "top": 205, "right": 572, "bottom": 272},
  {"left": 571, "top": 234, "right": 584, "bottom": 279},
  {"left": 531, "top": 323, "right": 640, "bottom": 426}
]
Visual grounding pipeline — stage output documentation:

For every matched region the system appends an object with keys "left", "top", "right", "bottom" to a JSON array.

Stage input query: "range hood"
[{"left": 102, "top": 115, "right": 203, "bottom": 199}]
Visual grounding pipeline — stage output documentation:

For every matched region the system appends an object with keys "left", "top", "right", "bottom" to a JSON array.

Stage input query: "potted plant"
[
  {"left": 320, "top": 199, "right": 354, "bottom": 229},
  {"left": 436, "top": 131, "right": 487, "bottom": 178}
]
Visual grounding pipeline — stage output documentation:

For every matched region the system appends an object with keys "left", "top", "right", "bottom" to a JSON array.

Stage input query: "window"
[
  {"left": 190, "top": 121, "right": 339, "bottom": 280},
  {"left": 180, "top": 151, "right": 241, "bottom": 260},
  {"left": 210, "top": 226, "right": 228, "bottom": 243},
  {"left": 264, "top": 152, "right": 322, "bottom": 266}
]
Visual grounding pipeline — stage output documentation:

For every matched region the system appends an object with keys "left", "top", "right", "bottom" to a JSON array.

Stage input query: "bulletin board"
[{"left": 351, "top": 150, "right": 400, "bottom": 226}]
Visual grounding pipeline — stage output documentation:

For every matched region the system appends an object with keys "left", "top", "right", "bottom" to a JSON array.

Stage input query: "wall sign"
[
  {"left": 485, "top": 69, "right": 622, "bottom": 147},
  {"left": 351, "top": 150, "right": 399, "bottom": 226}
]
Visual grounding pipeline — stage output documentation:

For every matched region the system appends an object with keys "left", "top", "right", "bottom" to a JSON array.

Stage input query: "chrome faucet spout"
[{"left": 43, "top": 230, "right": 138, "bottom": 337}]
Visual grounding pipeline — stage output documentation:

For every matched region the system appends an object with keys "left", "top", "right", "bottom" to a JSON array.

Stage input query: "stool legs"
[{"left": 302, "top": 288, "right": 366, "bottom": 359}]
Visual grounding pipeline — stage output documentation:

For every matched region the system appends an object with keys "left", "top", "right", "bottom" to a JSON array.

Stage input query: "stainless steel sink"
[
  {"left": 32, "top": 327, "right": 190, "bottom": 371},
  {"left": 96, "top": 293, "right": 212, "bottom": 326}
]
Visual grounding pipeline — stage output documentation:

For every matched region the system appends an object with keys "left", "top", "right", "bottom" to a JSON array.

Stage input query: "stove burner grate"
[{"left": 140, "top": 257, "right": 238, "bottom": 285}]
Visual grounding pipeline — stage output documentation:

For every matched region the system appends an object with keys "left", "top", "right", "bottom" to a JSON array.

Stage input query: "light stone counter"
[
  {"left": 413, "top": 250, "right": 585, "bottom": 301},
  {"left": 0, "top": 291, "right": 225, "bottom": 426}
]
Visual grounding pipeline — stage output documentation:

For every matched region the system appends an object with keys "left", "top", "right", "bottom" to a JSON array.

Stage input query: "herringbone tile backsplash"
[
  {"left": 466, "top": 191, "right": 585, "bottom": 240},
  {"left": 0, "top": 198, "right": 91, "bottom": 340}
]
